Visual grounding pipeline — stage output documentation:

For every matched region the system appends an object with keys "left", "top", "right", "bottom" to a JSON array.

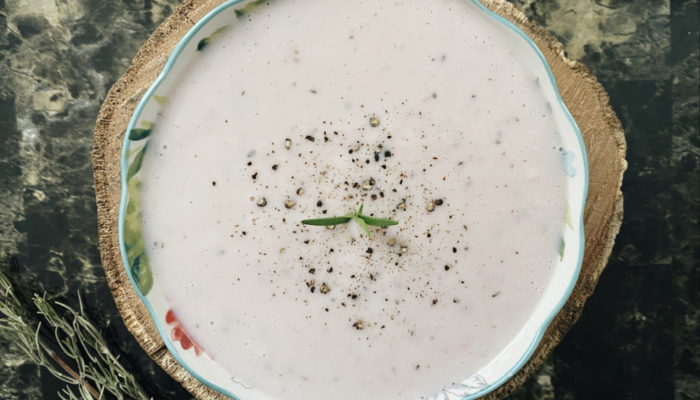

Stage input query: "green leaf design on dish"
[
  {"left": 197, "top": 37, "right": 211, "bottom": 51},
  {"left": 152, "top": 95, "right": 167, "bottom": 106},
  {"left": 559, "top": 238, "right": 566, "bottom": 261},
  {"left": 127, "top": 144, "right": 148, "bottom": 181},
  {"left": 565, "top": 205, "right": 573, "bottom": 229},
  {"left": 128, "top": 128, "right": 151, "bottom": 141},
  {"left": 123, "top": 178, "right": 154, "bottom": 295},
  {"left": 235, "top": 0, "right": 269, "bottom": 18},
  {"left": 196, "top": 26, "right": 228, "bottom": 51},
  {"left": 131, "top": 254, "right": 154, "bottom": 295}
]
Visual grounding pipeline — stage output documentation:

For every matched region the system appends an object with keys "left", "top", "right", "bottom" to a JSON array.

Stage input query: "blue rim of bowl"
[{"left": 117, "top": 1, "right": 590, "bottom": 399}]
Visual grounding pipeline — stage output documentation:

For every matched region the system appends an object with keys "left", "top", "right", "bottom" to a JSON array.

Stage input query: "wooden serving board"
[{"left": 92, "top": 0, "right": 627, "bottom": 398}]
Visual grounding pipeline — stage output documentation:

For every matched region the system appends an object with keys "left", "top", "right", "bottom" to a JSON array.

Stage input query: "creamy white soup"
[{"left": 139, "top": 0, "right": 568, "bottom": 398}]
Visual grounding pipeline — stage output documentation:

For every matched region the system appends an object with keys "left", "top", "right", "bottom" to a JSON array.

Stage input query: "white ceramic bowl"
[{"left": 119, "top": 1, "right": 588, "bottom": 398}]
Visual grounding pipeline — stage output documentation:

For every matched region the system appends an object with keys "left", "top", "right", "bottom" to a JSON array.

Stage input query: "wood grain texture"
[{"left": 92, "top": 1, "right": 627, "bottom": 398}]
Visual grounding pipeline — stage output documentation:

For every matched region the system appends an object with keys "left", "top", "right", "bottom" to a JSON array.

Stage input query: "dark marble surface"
[{"left": 0, "top": 0, "right": 697, "bottom": 399}]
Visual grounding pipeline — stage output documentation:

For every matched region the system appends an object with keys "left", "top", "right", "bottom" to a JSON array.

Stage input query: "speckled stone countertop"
[{"left": 0, "top": 0, "right": 697, "bottom": 399}]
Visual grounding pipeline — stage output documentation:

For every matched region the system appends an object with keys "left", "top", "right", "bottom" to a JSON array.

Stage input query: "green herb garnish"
[{"left": 301, "top": 204, "right": 398, "bottom": 238}]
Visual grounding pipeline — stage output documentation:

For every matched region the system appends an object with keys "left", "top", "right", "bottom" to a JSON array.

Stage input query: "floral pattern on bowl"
[{"left": 166, "top": 309, "right": 203, "bottom": 356}]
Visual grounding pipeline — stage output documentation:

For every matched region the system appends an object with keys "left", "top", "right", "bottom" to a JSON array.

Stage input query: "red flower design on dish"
[{"left": 165, "top": 309, "right": 202, "bottom": 356}]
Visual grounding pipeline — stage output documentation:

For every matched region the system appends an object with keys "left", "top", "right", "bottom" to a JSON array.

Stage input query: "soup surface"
[{"left": 139, "top": 0, "right": 568, "bottom": 398}]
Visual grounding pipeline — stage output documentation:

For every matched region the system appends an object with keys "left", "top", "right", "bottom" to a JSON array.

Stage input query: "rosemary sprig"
[
  {"left": 0, "top": 265, "right": 151, "bottom": 400},
  {"left": 358, "top": 215, "right": 401, "bottom": 227},
  {"left": 301, "top": 204, "right": 398, "bottom": 238},
  {"left": 298, "top": 216, "right": 352, "bottom": 226}
]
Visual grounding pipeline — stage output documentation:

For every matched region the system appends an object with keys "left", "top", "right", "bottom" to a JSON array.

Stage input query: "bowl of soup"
[{"left": 119, "top": 0, "right": 588, "bottom": 398}]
